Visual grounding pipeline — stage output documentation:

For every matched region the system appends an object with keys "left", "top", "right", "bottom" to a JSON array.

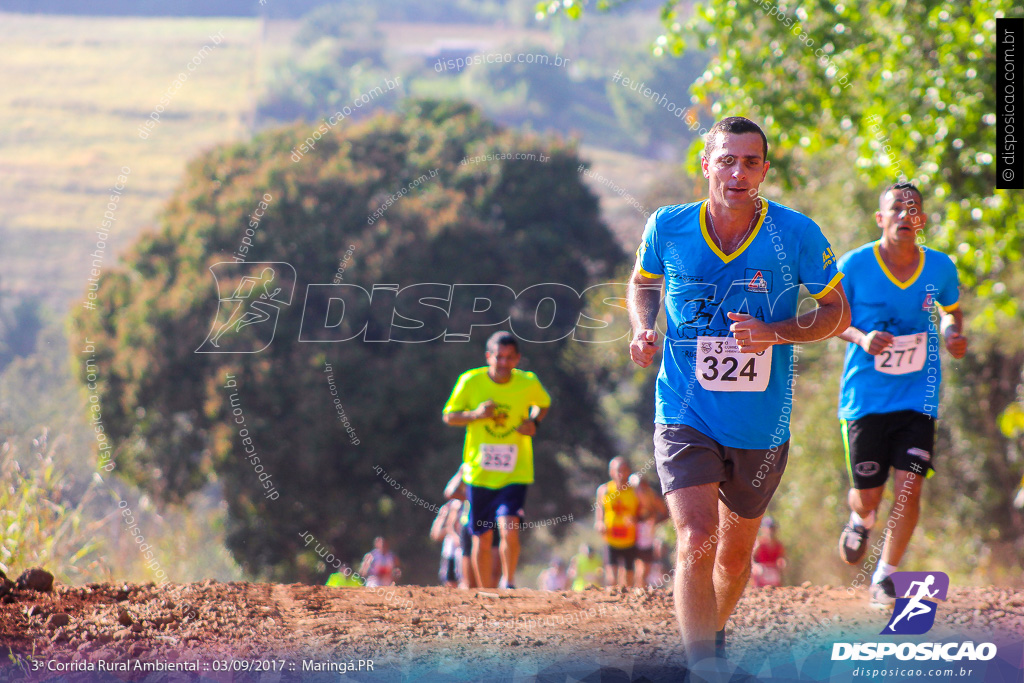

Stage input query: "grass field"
[
  {"left": 0, "top": 14, "right": 262, "bottom": 307},
  {"left": 0, "top": 13, "right": 662, "bottom": 311}
]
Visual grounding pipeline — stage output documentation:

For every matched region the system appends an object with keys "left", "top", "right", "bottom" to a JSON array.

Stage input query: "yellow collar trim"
[
  {"left": 700, "top": 199, "right": 766, "bottom": 264},
  {"left": 873, "top": 241, "right": 925, "bottom": 289}
]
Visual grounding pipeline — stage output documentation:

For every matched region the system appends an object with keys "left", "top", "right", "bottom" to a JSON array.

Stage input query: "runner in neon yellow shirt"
[
  {"left": 325, "top": 565, "right": 362, "bottom": 587},
  {"left": 443, "top": 331, "right": 550, "bottom": 589},
  {"left": 569, "top": 543, "right": 604, "bottom": 591}
]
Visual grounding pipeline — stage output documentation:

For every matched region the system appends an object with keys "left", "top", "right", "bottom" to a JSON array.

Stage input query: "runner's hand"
[
  {"left": 728, "top": 312, "right": 776, "bottom": 353},
  {"left": 473, "top": 400, "right": 496, "bottom": 420},
  {"left": 515, "top": 419, "right": 537, "bottom": 436},
  {"left": 595, "top": 521, "right": 607, "bottom": 534},
  {"left": 630, "top": 329, "right": 658, "bottom": 367},
  {"left": 859, "top": 330, "right": 893, "bottom": 355},
  {"left": 943, "top": 329, "right": 968, "bottom": 359}
]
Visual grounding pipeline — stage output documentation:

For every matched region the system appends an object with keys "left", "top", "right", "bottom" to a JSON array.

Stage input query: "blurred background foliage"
[{"left": 1, "top": 0, "right": 1021, "bottom": 587}]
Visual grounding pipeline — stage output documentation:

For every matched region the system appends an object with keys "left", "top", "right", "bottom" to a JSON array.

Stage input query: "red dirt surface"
[{"left": 1, "top": 582, "right": 1021, "bottom": 680}]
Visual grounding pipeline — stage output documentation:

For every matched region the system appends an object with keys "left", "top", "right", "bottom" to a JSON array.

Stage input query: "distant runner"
[
  {"left": 537, "top": 558, "right": 570, "bottom": 591},
  {"left": 325, "top": 564, "right": 362, "bottom": 588},
  {"left": 360, "top": 537, "right": 400, "bottom": 588},
  {"left": 836, "top": 183, "right": 967, "bottom": 606},
  {"left": 569, "top": 543, "right": 604, "bottom": 591},
  {"left": 631, "top": 472, "right": 669, "bottom": 586},
  {"left": 443, "top": 331, "right": 551, "bottom": 589},
  {"left": 750, "top": 517, "right": 786, "bottom": 587},
  {"left": 443, "top": 466, "right": 478, "bottom": 589},
  {"left": 627, "top": 116, "right": 850, "bottom": 663},
  {"left": 430, "top": 499, "right": 464, "bottom": 588},
  {"left": 596, "top": 457, "right": 643, "bottom": 587}
]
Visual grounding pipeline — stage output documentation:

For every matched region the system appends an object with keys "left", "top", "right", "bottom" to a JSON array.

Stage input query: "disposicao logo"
[
  {"left": 832, "top": 571, "right": 998, "bottom": 662},
  {"left": 883, "top": 571, "right": 948, "bottom": 635}
]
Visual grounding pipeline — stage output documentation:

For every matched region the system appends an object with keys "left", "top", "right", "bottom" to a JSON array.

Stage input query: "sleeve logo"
[{"left": 822, "top": 247, "right": 836, "bottom": 270}]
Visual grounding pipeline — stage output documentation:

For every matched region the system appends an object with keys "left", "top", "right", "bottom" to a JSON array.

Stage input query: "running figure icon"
[
  {"left": 886, "top": 574, "right": 938, "bottom": 632},
  {"left": 210, "top": 267, "right": 282, "bottom": 347},
  {"left": 196, "top": 261, "right": 296, "bottom": 354}
]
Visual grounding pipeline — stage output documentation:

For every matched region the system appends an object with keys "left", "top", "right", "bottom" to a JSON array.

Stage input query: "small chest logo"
[
  {"left": 745, "top": 268, "right": 772, "bottom": 293},
  {"left": 922, "top": 292, "right": 934, "bottom": 310}
]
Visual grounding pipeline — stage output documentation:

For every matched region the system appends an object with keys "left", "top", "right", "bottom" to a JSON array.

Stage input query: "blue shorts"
[{"left": 467, "top": 484, "right": 527, "bottom": 536}]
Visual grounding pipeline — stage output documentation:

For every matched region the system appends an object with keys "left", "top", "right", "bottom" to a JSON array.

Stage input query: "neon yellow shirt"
[
  {"left": 443, "top": 367, "right": 551, "bottom": 489},
  {"left": 572, "top": 553, "right": 603, "bottom": 591},
  {"left": 601, "top": 481, "right": 639, "bottom": 549},
  {"left": 325, "top": 572, "right": 362, "bottom": 588}
]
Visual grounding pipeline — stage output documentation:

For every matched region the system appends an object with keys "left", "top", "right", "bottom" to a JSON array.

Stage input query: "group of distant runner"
[{"left": 325, "top": 115, "right": 972, "bottom": 669}]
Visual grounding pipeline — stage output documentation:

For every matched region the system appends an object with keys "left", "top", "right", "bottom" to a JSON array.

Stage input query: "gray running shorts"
[{"left": 654, "top": 424, "right": 789, "bottom": 519}]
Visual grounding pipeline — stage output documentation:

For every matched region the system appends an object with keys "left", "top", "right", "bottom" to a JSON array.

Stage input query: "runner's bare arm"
[
  {"left": 443, "top": 400, "right": 496, "bottom": 426},
  {"left": 940, "top": 307, "right": 967, "bottom": 358},
  {"left": 594, "top": 485, "right": 607, "bottom": 534},
  {"left": 444, "top": 465, "right": 466, "bottom": 500},
  {"left": 627, "top": 260, "right": 663, "bottom": 368},
  {"left": 839, "top": 326, "right": 894, "bottom": 355},
  {"left": 728, "top": 282, "right": 851, "bottom": 353},
  {"left": 430, "top": 504, "right": 450, "bottom": 541}
]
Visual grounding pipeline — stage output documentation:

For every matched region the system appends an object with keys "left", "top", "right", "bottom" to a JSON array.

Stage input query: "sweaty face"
[
  {"left": 701, "top": 132, "right": 769, "bottom": 209},
  {"left": 877, "top": 189, "right": 925, "bottom": 243},
  {"left": 486, "top": 344, "right": 520, "bottom": 381}
]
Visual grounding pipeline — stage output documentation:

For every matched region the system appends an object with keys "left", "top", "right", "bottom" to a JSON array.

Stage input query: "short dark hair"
[
  {"left": 880, "top": 182, "right": 923, "bottom": 209},
  {"left": 485, "top": 330, "right": 518, "bottom": 354},
  {"left": 703, "top": 116, "right": 768, "bottom": 162}
]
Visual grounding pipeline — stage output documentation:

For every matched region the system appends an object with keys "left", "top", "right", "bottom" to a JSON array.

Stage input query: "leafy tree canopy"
[{"left": 70, "top": 100, "right": 624, "bottom": 582}]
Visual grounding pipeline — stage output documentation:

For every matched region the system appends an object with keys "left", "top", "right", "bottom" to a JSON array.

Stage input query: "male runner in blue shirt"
[
  {"left": 627, "top": 116, "right": 850, "bottom": 664},
  {"left": 836, "top": 183, "right": 967, "bottom": 605}
]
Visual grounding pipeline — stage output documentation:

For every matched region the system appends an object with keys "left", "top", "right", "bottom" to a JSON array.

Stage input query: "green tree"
[{"left": 69, "top": 101, "right": 624, "bottom": 583}]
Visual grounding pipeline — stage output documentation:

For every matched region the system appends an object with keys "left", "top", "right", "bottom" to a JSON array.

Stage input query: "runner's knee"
[
  {"left": 715, "top": 549, "right": 752, "bottom": 577},
  {"left": 674, "top": 524, "right": 718, "bottom": 562},
  {"left": 850, "top": 486, "right": 883, "bottom": 512}
]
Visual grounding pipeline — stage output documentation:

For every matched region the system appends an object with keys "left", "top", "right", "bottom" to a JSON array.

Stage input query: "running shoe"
[
  {"left": 870, "top": 576, "right": 896, "bottom": 606},
  {"left": 838, "top": 523, "right": 869, "bottom": 564}
]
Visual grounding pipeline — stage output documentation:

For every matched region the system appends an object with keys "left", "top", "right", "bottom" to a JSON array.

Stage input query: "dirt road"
[{"left": 1, "top": 582, "right": 1021, "bottom": 681}]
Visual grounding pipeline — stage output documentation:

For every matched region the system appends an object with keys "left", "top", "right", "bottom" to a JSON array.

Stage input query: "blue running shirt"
[
  {"left": 837, "top": 241, "right": 960, "bottom": 420},
  {"left": 637, "top": 199, "right": 843, "bottom": 449}
]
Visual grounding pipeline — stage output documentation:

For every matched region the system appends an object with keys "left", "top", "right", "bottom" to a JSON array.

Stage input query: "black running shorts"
[{"left": 842, "top": 410, "right": 935, "bottom": 489}]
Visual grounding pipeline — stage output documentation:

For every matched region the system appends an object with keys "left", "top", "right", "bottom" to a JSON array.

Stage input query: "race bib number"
[
  {"left": 480, "top": 444, "right": 518, "bottom": 472},
  {"left": 874, "top": 333, "right": 927, "bottom": 375},
  {"left": 696, "top": 337, "right": 772, "bottom": 392}
]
